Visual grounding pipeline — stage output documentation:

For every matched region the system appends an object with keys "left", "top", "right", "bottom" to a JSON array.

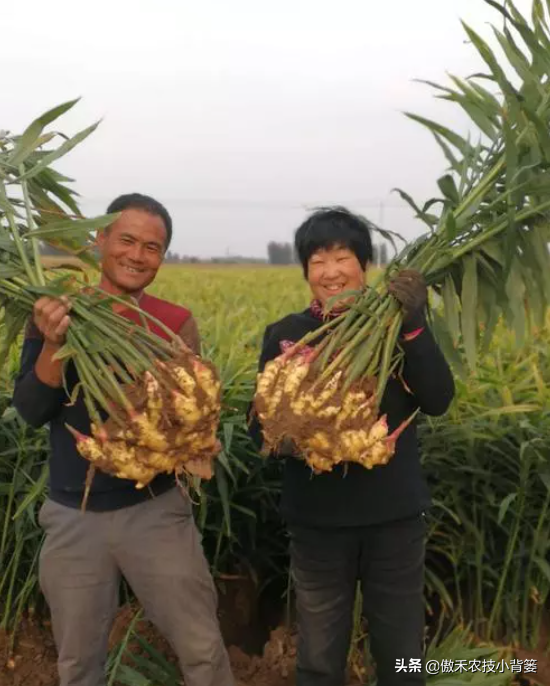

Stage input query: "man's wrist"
[
  {"left": 42, "top": 340, "right": 63, "bottom": 353},
  {"left": 36, "top": 340, "right": 65, "bottom": 388}
]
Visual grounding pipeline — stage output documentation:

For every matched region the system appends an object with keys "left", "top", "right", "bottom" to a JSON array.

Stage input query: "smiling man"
[
  {"left": 12, "top": 193, "right": 234, "bottom": 686},
  {"left": 97, "top": 196, "right": 200, "bottom": 349}
]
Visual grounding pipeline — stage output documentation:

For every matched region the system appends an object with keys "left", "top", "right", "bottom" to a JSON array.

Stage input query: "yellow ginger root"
[
  {"left": 316, "top": 405, "right": 341, "bottom": 419},
  {"left": 306, "top": 451, "right": 335, "bottom": 472},
  {"left": 72, "top": 347, "right": 223, "bottom": 503},
  {"left": 308, "top": 432, "right": 331, "bottom": 452},
  {"left": 192, "top": 359, "right": 221, "bottom": 405},
  {"left": 70, "top": 431, "right": 104, "bottom": 463},
  {"left": 253, "top": 346, "right": 415, "bottom": 475},
  {"left": 144, "top": 371, "right": 163, "bottom": 429},
  {"left": 366, "top": 416, "right": 390, "bottom": 444},
  {"left": 267, "top": 384, "right": 286, "bottom": 417},
  {"left": 308, "top": 377, "right": 341, "bottom": 410},
  {"left": 172, "top": 391, "right": 203, "bottom": 426},
  {"left": 67, "top": 429, "right": 157, "bottom": 488},
  {"left": 365, "top": 441, "right": 392, "bottom": 467},
  {"left": 171, "top": 365, "right": 197, "bottom": 395},
  {"left": 256, "top": 358, "right": 282, "bottom": 397},
  {"left": 290, "top": 393, "right": 314, "bottom": 415},
  {"left": 134, "top": 447, "right": 175, "bottom": 473},
  {"left": 283, "top": 357, "right": 311, "bottom": 397},
  {"left": 130, "top": 412, "right": 169, "bottom": 452}
]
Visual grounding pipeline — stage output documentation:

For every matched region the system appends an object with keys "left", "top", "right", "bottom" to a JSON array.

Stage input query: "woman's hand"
[{"left": 388, "top": 269, "right": 427, "bottom": 328}]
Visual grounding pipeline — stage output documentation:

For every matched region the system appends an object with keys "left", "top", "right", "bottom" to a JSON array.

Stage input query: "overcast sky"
[{"left": 3, "top": 1, "right": 527, "bottom": 258}]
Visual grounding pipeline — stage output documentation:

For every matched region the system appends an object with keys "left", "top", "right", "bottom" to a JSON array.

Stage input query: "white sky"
[{"left": 2, "top": 0, "right": 529, "bottom": 258}]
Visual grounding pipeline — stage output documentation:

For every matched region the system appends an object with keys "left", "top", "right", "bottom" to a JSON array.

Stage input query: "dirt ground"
[
  {"left": 0, "top": 611, "right": 298, "bottom": 686},
  {"left": 0, "top": 606, "right": 548, "bottom": 686}
]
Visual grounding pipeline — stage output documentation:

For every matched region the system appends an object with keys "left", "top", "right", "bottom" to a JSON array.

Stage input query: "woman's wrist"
[{"left": 400, "top": 310, "right": 426, "bottom": 340}]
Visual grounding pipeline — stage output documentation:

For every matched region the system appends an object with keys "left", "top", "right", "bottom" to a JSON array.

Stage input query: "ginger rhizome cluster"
[
  {"left": 69, "top": 349, "right": 222, "bottom": 490},
  {"left": 253, "top": 346, "right": 412, "bottom": 472}
]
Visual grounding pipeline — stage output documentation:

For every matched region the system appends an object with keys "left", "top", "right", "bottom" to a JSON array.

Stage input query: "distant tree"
[
  {"left": 268, "top": 241, "right": 294, "bottom": 265},
  {"left": 165, "top": 250, "right": 182, "bottom": 264},
  {"left": 380, "top": 243, "right": 389, "bottom": 265},
  {"left": 268, "top": 242, "right": 280, "bottom": 264},
  {"left": 282, "top": 243, "right": 293, "bottom": 264},
  {"left": 372, "top": 244, "right": 379, "bottom": 266},
  {"left": 208, "top": 255, "right": 267, "bottom": 264}
]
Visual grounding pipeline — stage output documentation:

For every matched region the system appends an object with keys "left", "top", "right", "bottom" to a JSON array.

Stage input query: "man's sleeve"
[
  {"left": 12, "top": 335, "right": 66, "bottom": 428},
  {"left": 399, "top": 325, "right": 455, "bottom": 416}
]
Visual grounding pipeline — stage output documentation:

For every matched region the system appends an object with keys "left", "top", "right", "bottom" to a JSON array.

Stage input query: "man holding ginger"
[{"left": 13, "top": 193, "right": 233, "bottom": 686}]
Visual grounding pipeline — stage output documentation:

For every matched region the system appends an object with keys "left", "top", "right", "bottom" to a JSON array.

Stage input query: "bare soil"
[
  {"left": 0, "top": 609, "right": 299, "bottom": 686},
  {"left": 0, "top": 600, "right": 547, "bottom": 686},
  {"left": 515, "top": 616, "right": 550, "bottom": 686}
]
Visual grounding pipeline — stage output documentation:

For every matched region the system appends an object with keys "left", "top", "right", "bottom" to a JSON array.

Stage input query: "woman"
[{"left": 250, "top": 207, "right": 455, "bottom": 686}]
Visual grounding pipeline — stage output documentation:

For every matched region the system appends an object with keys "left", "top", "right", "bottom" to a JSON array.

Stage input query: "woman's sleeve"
[{"left": 400, "top": 324, "right": 455, "bottom": 416}]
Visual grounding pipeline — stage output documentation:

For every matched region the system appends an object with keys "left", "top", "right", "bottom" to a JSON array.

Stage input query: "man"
[
  {"left": 250, "top": 207, "right": 455, "bottom": 686},
  {"left": 13, "top": 193, "right": 234, "bottom": 686}
]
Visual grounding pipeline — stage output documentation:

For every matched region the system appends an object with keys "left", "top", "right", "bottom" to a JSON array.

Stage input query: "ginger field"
[
  {"left": 152, "top": 264, "right": 309, "bottom": 354},
  {"left": 0, "top": 264, "right": 549, "bottom": 685}
]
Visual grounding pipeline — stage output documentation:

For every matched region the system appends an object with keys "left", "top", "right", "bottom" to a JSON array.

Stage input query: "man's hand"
[
  {"left": 33, "top": 296, "right": 71, "bottom": 346},
  {"left": 388, "top": 269, "right": 427, "bottom": 327}
]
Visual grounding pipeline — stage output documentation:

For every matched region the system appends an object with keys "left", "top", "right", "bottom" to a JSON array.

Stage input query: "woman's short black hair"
[
  {"left": 294, "top": 206, "right": 374, "bottom": 276},
  {"left": 106, "top": 193, "right": 173, "bottom": 248}
]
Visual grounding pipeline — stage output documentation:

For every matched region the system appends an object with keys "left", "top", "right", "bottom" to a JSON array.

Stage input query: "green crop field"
[
  {"left": 153, "top": 264, "right": 310, "bottom": 352},
  {"left": 1, "top": 264, "right": 549, "bottom": 685}
]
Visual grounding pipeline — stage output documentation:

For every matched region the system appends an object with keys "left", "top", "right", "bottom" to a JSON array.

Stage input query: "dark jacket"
[{"left": 249, "top": 307, "right": 455, "bottom": 528}]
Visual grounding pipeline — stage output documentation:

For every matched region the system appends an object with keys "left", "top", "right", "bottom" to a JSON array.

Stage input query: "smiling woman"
[
  {"left": 295, "top": 206, "right": 373, "bottom": 312},
  {"left": 307, "top": 247, "right": 365, "bottom": 306},
  {"left": 249, "top": 204, "right": 454, "bottom": 686}
]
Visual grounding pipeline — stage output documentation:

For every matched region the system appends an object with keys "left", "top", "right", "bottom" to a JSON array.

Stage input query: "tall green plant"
[
  {"left": 421, "top": 322, "right": 550, "bottom": 648},
  {"left": 0, "top": 101, "right": 204, "bottom": 446},
  {"left": 299, "top": 0, "right": 550, "bottom": 404},
  {"left": 0, "top": 336, "right": 49, "bottom": 649}
]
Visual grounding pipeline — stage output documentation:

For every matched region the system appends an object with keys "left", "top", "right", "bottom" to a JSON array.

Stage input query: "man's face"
[
  {"left": 97, "top": 208, "right": 167, "bottom": 295},
  {"left": 307, "top": 245, "right": 366, "bottom": 308}
]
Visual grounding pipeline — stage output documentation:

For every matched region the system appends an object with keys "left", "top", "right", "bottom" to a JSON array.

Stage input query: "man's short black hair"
[
  {"left": 294, "top": 206, "right": 374, "bottom": 276},
  {"left": 106, "top": 193, "right": 173, "bottom": 249}
]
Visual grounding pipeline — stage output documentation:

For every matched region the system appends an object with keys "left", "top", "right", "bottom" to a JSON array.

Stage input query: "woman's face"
[{"left": 307, "top": 245, "right": 366, "bottom": 307}]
